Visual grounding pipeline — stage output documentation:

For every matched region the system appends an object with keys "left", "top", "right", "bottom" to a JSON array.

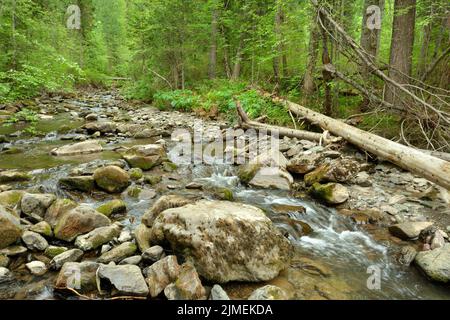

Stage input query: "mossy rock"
[
  {"left": 0, "top": 171, "right": 32, "bottom": 184},
  {"left": 129, "top": 168, "right": 144, "bottom": 181},
  {"left": 144, "top": 175, "right": 162, "bottom": 186},
  {"left": 237, "top": 164, "right": 261, "bottom": 185},
  {"left": 44, "top": 246, "right": 68, "bottom": 259},
  {"left": 1, "top": 147, "right": 23, "bottom": 155},
  {"left": 93, "top": 166, "right": 131, "bottom": 193},
  {"left": 30, "top": 221, "right": 53, "bottom": 238},
  {"left": 304, "top": 165, "right": 330, "bottom": 186},
  {"left": 59, "top": 176, "right": 95, "bottom": 192},
  {"left": 0, "top": 254, "right": 10, "bottom": 268},
  {"left": 162, "top": 161, "right": 178, "bottom": 172},
  {"left": 0, "top": 190, "right": 25, "bottom": 208},
  {"left": 127, "top": 186, "right": 142, "bottom": 198},
  {"left": 308, "top": 182, "right": 349, "bottom": 205},
  {"left": 213, "top": 188, "right": 234, "bottom": 201},
  {"left": 96, "top": 199, "right": 127, "bottom": 217}
]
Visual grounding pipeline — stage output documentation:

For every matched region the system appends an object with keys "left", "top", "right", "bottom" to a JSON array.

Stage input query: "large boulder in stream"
[
  {"left": 308, "top": 183, "right": 349, "bottom": 205},
  {"left": 0, "top": 170, "right": 31, "bottom": 184},
  {"left": 51, "top": 140, "right": 103, "bottom": 156},
  {"left": 0, "top": 205, "right": 22, "bottom": 249},
  {"left": 415, "top": 244, "right": 450, "bottom": 283},
  {"left": 93, "top": 166, "right": 131, "bottom": 193},
  {"left": 54, "top": 205, "right": 111, "bottom": 242},
  {"left": 150, "top": 200, "right": 292, "bottom": 283},
  {"left": 121, "top": 144, "right": 166, "bottom": 170}
]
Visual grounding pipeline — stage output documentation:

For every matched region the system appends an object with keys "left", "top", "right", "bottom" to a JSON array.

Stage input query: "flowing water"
[{"left": 1, "top": 96, "right": 449, "bottom": 300}]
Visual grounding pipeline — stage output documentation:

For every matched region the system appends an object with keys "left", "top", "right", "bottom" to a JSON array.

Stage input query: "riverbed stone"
[
  {"left": 20, "top": 193, "right": 56, "bottom": 221},
  {"left": 59, "top": 176, "right": 95, "bottom": 192},
  {"left": 0, "top": 267, "right": 12, "bottom": 283},
  {"left": 0, "top": 170, "right": 31, "bottom": 184},
  {"left": 119, "top": 256, "right": 142, "bottom": 266},
  {"left": 26, "top": 261, "right": 47, "bottom": 276},
  {"left": 304, "top": 158, "right": 360, "bottom": 186},
  {"left": 151, "top": 200, "right": 292, "bottom": 283},
  {"left": 209, "top": 284, "right": 230, "bottom": 300},
  {"left": 142, "top": 246, "right": 165, "bottom": 263},
  {"left": 44, "top": 199, "right": 78, "bottom": 228},
  {"left": 0, "top": 205, "right": 22, "bottom": 249},
  {"left": 30, "top": 221, "right": 53, "bottom": 238},
  {"left": 84, "top": 121, "right": 117, "bottom": 134},
  {"left": 50, "top": 249, "right": 84, "bottom": 270},
  {"left": 164, "top": 263, "right": 206, "bottom": 300},
  {"left": 54, "top": 205, "right": 111, "bottom": 242},
  {"left": 0, "top": 190, "right": 24, "bottom": 208},
  {"left": 21, "top": 231, "right": 48, "bottom": 251},
  {"left": 287, "top": 152, "right": 323, "bottom": 174},
  {"left": 96, "top": 264, "right": 149, "bottom": 297},
  {"left": 249, "top": 167, "right": 294, "bottom": 191},
  {"left": 51, "top": 140, "right": 103, "bottom": 156},
  {"left": 75, "top": 223, "right": 123, "bottom": 251},
  {"left": 96, "top": 199, "right": 127, "bottom": 217},
  {"left": 248, "top": 285, "right": 288, "bottom": 300},
  {"left": 0, "top": 255, "right": 10, "bottom": 268},
  {"left": 415, "top": 244, "right": 450, "bottom": 283},
  {"left": 93, "top": 166, "right": 131, "bottom": 193},
  {"left": 97, "top": 242, "right": 137, "bottom": 264},
  {"left": 134, "top": 224, "right": 152, "bottom": 252},
  {"left": 122, "top": 144, "right": 166, "bottom": 170},
  {"left": 145, "top": 255, "right": 181, "bottom": 298},
  {"left": 55, "top": 261, "right": 100, "bottom": 293},
  {"left": 0, "top": 245, "right": 27, "bottom": 256},
  {"left": 389, "top": 222, "right": 434, "bottom": 240},
  {"left": 141, "top": 195, "right": 193, "bottom": 227},
  {"left": 44, "top": 246, "right": 68, "bottom": 259},
  {"left": 398, "top": 246, "right": 417, "bottom": 266},
  {"left": 309, "top": 183, "right": 349, "bottom": 205}
]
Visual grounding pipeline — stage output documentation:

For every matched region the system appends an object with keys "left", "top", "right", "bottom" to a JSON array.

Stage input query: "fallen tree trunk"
[
  {"left": 235, "top": 101, "right": 339, "bottom": 144},
  {"left": 266, "top": 94, "right": 450, "bottom": 190}
]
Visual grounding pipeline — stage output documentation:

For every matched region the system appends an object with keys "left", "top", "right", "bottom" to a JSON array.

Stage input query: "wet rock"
[
  {"left": 51, "top": 140, "right": 103, "bottom": 156},
  {"left": 22, "top": 231, "right": 48, "bottom": 251},
  {"left": 75, "top": 223, "right": 123, "bottom": 251},
  {"left": 118, "top": 229, "right": 133, "bottom": 243},
  {"left": 93, "top": 166, "right": 131, "bottom": 193},
  {"left": 151, "top": 200, "right": 292, "bottom": 283},
  {"left": 249, "top": 167, "right": 294, "bottom": 191},
  {"left": 164, "top": 264, "right": 206, "bottom": 300},
  {"left": 96, "top": 264, "right": 149, "bottom": 297},
  {"left": 122, "top": 144, "right": 166, "bottom": 170},
  {"left": 248, "top": 285, "right": 288, "bottom": 300},
  {"left": 44, "top": 199, "right": 77, "bottom": 228},
  {"left": 354, "top": 172, "right": 372, "bottom": 187},
  {"left": 185, "top": 182, "right": 203, "bottom": 190},
  {"left": 44, "top": 246, "right": 68, "bottom": 259},
  {"left": 96, "top": 199, "right": 127, "bottom": 217},
  {"left": 20, "top": 193, "right": 56, "bottom": 221},
  {"left": 129, "top": 168, "right": 144, "bottom": 181},
  {"left": 59, "top": 176, "right": 95, "bottom": 192},
  {"left": 97, "top": 242, "right": 137, "bottom": 264},
  {"left": 50, "top": 249, "right": 84, "bottom": 270},
  {"left": 142, "top": 246, "right": 165, "bottom": 263},
  {"left": 119, "top": 256, "right": 142, "bottom": 266},
  {"left": 54, "top": 205, "right": 111, "bottom": 242},
  {"left": 144, "top": 175, "right": 162, "bottom": 186},
  {"left": 0, "top": 190, "right": 24, "bottom": 208},
  {"left": 134, "top": 224, "right": 152, "bottom": 252},
  {"left": 388, "top": 222, "right": 433, "bottom": 240},
  {"left": 0, "top": 170, "right": 31, "bottom": 184},
  {"left": 142, "top": 195, "right": 193, "bottom": 227},
  {"left": 30, "top": 221, "right": 53, "bottom": 238},
  {"left": 431, "top": 231, "right": 446, "bottom": 250},
  {"left": 134, "top": 128, "right": 158, "bottom": 139},
  {"left": 26, "top": 261, "right": 47, "bottom": 276},
  {"left": 0, "top": 205, "right": 22, "bottom": 249},
  {"left": 55, "top": 261, "right": 99, "bottom": 293},
  {"left": 309, "top": 183, "right": 349, "bottom": 205},
  {"left": 209, "top": 285, "right": 230, "bottom": 300},
  {"left": 85, "top": 114, "right": 98, "bottom": 121},
  {"left": 145, "top": 255, "right": 181, "bottom": 298},
  {"left": 398, "top": 246, "right": 417, "bottom": 266},
  {"left": 415, "top": 244, "right": 450, "bottom": 283},
  {"left": 0, "top": 254, "right": 10, "bottom": 268},
  {"left": 84, "top": 121, "right": 117, "bottom": 134}
]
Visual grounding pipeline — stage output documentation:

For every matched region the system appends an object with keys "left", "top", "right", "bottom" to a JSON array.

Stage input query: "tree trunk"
[
  {"left": 273, "top": 2, "right": 286, "bottom": 84},
  {"left": 359, "top": 0, "right": 384, "bottom": 111},
  {"left": 303, "top": 14, "right": 320, "bottom": 95},
  {"left": 11, "top": 0, "right": 16, "bottom": 70},
  {"left": 385, "top": 0, "right": 416, "bottom": 107},
  {"left": 232, "top": 39, "right": 243, "bottom": 81},
  {"left": 319, "top": 12, "right": 333, "bottom": 117},
  {"left": 270, "top": 94, "right": 450, "bottom": 190},
  {"left": 208, "top": 8, "right": 218, "bottom": 79}
]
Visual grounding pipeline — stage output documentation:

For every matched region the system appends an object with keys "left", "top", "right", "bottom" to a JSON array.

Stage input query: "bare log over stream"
[{"left": 266, "top": 94, "right": 450, "bottom": 190}]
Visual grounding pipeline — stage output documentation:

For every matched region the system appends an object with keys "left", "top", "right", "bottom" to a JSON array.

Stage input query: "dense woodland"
[{"left": 0, "top": 0, "right": 449, "bottom": 149}]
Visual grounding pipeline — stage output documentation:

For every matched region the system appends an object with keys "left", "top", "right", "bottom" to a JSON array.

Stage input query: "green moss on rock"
[{"left": 96, "top": 199, "right": 127, "bottom": 217}]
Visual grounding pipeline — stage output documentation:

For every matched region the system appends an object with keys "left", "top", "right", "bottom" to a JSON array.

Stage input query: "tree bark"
[
  {"left": 385, "top": 0, "right": 416, "bottom": 106},
  {"left": 269, "top": 93, "right": 450, "bottom": 190},
  {"left": 319, "top": 12, "right": 333, "bottom": 117},
  {"left": 208, "top": 8, "right": 218, "bottom": 79},
  {"left": 359, "top": 0, "right": 384, "bottom": 111},
  {"left": 303, "top": 14, "right": 320, "bottom": 95}
]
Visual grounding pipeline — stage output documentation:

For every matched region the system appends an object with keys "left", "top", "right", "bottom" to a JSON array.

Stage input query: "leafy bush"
[
  {"left": 153, "top": 90, "right": 200, "bottom": 111},
  {"left": 3, "top": 108, "right": 40, "bottom": 136}
]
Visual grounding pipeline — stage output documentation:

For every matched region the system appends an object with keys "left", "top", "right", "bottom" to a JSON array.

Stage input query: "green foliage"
[{"left": 153, "top": 90, "right": 200, "bottom": 111}]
